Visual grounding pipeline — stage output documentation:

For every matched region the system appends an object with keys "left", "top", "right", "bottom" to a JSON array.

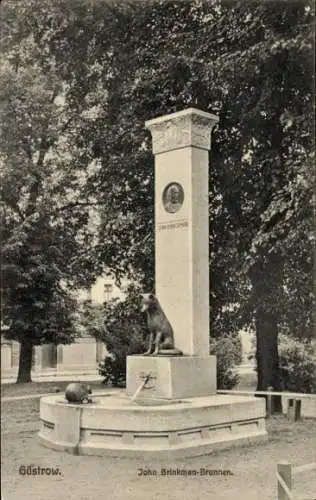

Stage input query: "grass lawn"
[
  {"left": 1, "top": 378, "right": 316, "bottom": 500},
  {"left": 1, "top": 380, "right": 105, "bottom": 398},
  {"left": 1, "top": 371, "right": 256, "bottom": 397},
  {"left": 0, "top": 370, "right": 257, "bottom": 398}
]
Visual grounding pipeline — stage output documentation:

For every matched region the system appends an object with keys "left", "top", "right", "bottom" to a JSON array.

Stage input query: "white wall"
[{"left": 78, "top": 275, "right": 128, "bottom": 304}]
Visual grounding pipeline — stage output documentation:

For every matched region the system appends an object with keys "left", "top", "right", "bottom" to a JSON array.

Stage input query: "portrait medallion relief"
[{"left": 162, "top": 182, "right": 184, "bottom": 214}]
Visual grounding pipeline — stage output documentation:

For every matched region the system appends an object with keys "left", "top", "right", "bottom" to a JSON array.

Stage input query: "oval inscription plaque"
[{"left": 162, "top": 182, "right": 184, "bottom": 214}]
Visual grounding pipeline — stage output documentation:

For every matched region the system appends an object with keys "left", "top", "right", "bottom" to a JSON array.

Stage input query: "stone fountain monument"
[{"left": 38, "top": 108, "right": 267, "bottom": 458}]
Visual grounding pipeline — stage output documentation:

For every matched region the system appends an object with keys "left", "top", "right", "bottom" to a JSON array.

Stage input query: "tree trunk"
[
  {"left": 250, "top": 253, "right": 283, "bottom": 413},
  {"left": 255, "top": 307, "right": 282, "bottom": 413},
  {"left": 17, "top": 338, "right": 33, "bottom": 383}
]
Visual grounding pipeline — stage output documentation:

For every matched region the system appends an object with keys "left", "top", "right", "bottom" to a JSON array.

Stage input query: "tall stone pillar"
[
  {"left": 145, "top": 108, "right": 218, "bottom": 355},
  {"left": 127, "top": 108, "right": 219, "bottom": 400}
]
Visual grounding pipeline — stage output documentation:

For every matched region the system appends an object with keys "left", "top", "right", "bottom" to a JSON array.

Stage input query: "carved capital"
[{"left": 145, "top": 108, "right": 219, "bottom": 154}]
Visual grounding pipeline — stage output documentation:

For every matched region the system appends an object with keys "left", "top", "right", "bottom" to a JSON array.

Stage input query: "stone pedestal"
[
  {"left": 33, "top": 344, "right": 57, "bottom": 372},
  {"left": 127, "top": 355, "right": 216, "bottom": 400},
  {"left": 58, "top": 336, "right": 97, "bottom": 373}
]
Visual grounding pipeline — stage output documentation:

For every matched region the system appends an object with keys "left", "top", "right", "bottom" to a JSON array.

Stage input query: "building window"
[{"left": 104, "top": 283, "right": 113, "bottom": 302}]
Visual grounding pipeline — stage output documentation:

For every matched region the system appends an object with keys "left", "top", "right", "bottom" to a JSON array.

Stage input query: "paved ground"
[
  {"left": 1, "top": 395, "right": 316, "bottom": 500},
  {"left": 2, "top": 374, "right": 315, "bottom": 499},
  {"left": 1, "top": 373, "right": 103, "bottom": 385}
]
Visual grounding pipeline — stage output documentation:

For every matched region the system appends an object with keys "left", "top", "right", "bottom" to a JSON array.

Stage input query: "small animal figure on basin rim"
[
  {"left": 141, "top": 293, "right": 183, "bottom": 356},
  {"left": 65, "top": 383, "right": 92, "bottom": 404}
]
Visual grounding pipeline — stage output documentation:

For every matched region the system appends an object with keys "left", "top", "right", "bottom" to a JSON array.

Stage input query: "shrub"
[
  {"left": 210, "top": 334, "right": 242, "bottom": 389},
  {"left": 278, "top": 334, "right": 316, "bottom": 393},
  {"left": 98, "top": 356, "right": 126, "bottom": 387},
  {"left": 85, "top": 283, "right": 147, "bottom": 386},
  {"left": 85, "top": 282, "right": 244, "bottom": 389}
]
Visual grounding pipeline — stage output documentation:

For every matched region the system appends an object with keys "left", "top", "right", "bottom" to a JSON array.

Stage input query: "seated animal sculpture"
[
  {"left": 141, "top": 293, "right": 183, "bottom": 356},
  {"left": 65, "top": 382, "right": 92, "bottom": 404}
]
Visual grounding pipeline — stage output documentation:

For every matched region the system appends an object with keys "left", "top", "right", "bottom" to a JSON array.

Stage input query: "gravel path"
[{"left": 1, "top": 398, "right": 316, "bottom": 500}]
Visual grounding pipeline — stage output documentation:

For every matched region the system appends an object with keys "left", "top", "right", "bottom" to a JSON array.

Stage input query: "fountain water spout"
[{"left": 131, "top": 373, "right": 152, "bottom": 402}]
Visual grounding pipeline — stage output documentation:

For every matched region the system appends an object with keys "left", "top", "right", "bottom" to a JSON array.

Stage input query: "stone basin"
[{"left": 38, "top": 390, "right": 267, "bottom": 459}]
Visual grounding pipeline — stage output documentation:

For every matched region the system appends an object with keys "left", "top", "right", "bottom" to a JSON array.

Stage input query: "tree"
[
  {"left": 82, "top": 283, "right": 147, "bottom": 386},
  {"left": 74, "top": 0, "right": 313, "bottom": 396},
  {"left": 224, "top": 2, "right": 315, "bottom": 396},
  {"left": 97, "top": 1, "right": 313, "bottom": 396},
  {"left": 1, "top": 0, "right": 313, "bottom": 389},
  {"left": 0, "top": 4, "right": 100, "bottom": 382}
]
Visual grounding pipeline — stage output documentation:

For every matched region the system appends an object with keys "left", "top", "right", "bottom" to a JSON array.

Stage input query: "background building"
[{"left": 1, "top": 275, "right": 125, "bottom": 383}]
